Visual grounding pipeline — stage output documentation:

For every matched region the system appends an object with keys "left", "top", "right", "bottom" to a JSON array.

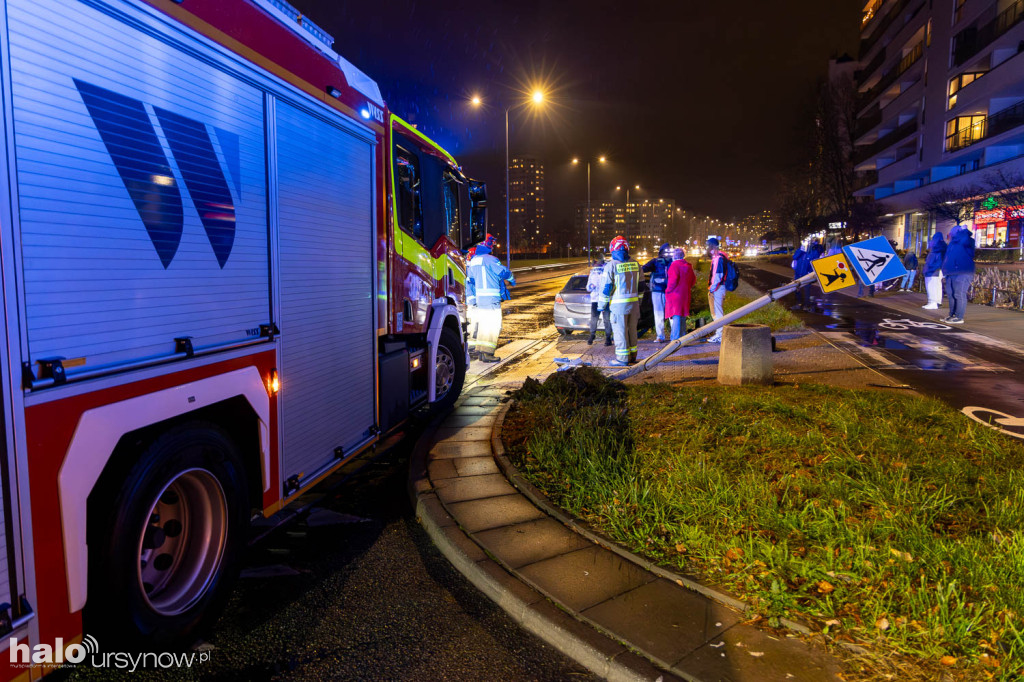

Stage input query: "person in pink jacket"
[{"left": 665, "top": 247, "right": 697, "bottom": 340}]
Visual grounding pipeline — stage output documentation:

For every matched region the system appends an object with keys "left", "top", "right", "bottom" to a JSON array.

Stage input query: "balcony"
[
  {"left": 855, "top": 105, "right": 883, "bottom": 139},
  {"left": 859, "top": 0, "right": 925, "bottom": 59},
  {"left": 852, "top": 118, "right": 919, "bottom": 166},
  {"left": 857, "top": 41, "right": 924, "bottom": 111},
  {"left": 854, "top": 170, "right": 879, "bottom": 190},
  {"left": 952, "top": 0, "right": 1024, "bottom": 66},
  {"left": 856, "top": 48, "right": 887, "bottom": 86},
  {"left": 945, "top": 99, "right": 1024, "bottom": 152}
]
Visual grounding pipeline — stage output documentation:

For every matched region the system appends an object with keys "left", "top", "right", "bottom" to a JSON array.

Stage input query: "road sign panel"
[
  {"left": 842, "top": 236, "right": 907, "bottom": 285},
  {"left": 811, "top": 253, "right": 856, "bottom": 292}
]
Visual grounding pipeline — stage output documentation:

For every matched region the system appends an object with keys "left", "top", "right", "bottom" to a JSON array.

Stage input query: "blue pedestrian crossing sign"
[{"left": 842, "top": 236, "right": 908, "bottom": 285}]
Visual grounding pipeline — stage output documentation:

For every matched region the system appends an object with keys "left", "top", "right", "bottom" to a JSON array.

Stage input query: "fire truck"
[{"left": 0, "top": 0, "right": 484, "bottom": 673}]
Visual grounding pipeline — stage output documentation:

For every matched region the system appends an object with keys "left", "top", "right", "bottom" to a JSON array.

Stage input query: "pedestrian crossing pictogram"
[
  {"left": 842, "top": 236, "right": 908, "bottom": 285},
  {"left": 811, "top": 253, "right": 856, "bottom": 292}
]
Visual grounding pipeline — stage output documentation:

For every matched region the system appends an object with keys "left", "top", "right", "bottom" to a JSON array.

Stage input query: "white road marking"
[
  {"left": 883, "top": 333, "right": 1007, "bottom": 372},
  {"left": 962, "top": 406, "right": 1024, "bottom": 440}
]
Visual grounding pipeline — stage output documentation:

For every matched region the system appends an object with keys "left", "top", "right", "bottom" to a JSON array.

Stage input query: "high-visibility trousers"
[
  {"left": 466, "top": 305, "right": 480, "bottom": 349},
  {"left": 475, "top": 306, "right": 502, "bottom": 355},
  {"left": 610, "top": 306, "right": 639, "bottom": 361}
]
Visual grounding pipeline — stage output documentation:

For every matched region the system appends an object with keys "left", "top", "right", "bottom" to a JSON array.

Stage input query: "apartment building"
[
  {"left": 630, "top": 199, "right": 677, "bottom": 256},
  {"left": 852, "top": 0, "right": 1024, "bottom": 251},
  {"left": 575, "top": 198, "right": 678, "bottom": 257},
  {"left": 574, "top": 201, "right": 624, "bottom": 253},
  {"left": 508, "top": 155, "right": 545, "bottom": 252}
]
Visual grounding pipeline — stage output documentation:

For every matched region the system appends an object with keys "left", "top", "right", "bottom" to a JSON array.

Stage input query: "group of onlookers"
[
  {"left": 584, "top": 237, "right": 709, "bottom": 365},
  {"left": 791, "top": 225, "right": 978, "bottom": 323},
  {"left": 880, "top": 226, "right": 976, "bottom": 323}
]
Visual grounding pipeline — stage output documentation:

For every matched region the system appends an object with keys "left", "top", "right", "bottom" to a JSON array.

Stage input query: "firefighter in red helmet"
[{"left": 597, "top": 236, "right": 640, "bottom": 365}]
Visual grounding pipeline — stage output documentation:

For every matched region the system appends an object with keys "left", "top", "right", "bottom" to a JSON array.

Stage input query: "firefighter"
[
  {"left": 466, "top": 235, "right": 515, "bottom": 362},
  {"left": 463, "top": 245, "right": 482, "bottom": 358},
  {"left": 598, "top": 235, "right": 640, "bottom": 366}
]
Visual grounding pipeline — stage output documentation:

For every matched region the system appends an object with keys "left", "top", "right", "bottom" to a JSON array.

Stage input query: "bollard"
[
  {"left": 991, "top": 286, "right": 998, "bottom": 307},
  {"left": 1019, "top": 290, "right": 1024, "bottom": 310},
  {"left": 717, "top": 323, "right": 773, "bottom": 386}
]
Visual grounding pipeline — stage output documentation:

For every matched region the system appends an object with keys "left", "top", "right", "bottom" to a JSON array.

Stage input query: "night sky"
[{"left": 291, "top": 0, "right": 864, "bottom": 226}]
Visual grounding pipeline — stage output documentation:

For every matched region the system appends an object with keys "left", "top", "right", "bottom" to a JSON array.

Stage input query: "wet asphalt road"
[
  {"left": 62, "top": 433, "right": 596, "bottom": 681},
  {"left": 498, "top": 264, "right": 582, "bottom": 347},
  {"left": 743, "top": 266, "right": 1024, "bottom": 437}
]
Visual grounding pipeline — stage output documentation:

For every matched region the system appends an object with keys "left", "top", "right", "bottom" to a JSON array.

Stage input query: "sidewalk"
[
  {"left": 409, "top": 386, "right": 845, "bottom": 681},
  {"left": 756, "top": 261, "right": 1024, "bottom": 351}
]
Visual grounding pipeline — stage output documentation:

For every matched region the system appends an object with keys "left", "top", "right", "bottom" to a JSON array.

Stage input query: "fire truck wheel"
[
  {"left": 433, "top": 326, "right": 466, "bottom": 412},
  {"left": 88, "top": 423, "right": 249, "bottom": 648}
]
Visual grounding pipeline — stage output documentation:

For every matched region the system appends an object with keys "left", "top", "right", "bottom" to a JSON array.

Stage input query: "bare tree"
[
  {"left": 813, "top": 74, "right": 857, "bottom": 227},
  {"left": 921, "top": 184, "right": 985, "bottom": 226},
  {"left": 985, "top": 169, "right": 1024, "bottom": 208}
]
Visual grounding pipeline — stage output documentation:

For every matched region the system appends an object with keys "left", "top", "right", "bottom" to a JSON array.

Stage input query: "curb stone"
[{"left": 409, "top": 391, "right": 677, "bottom": 682}]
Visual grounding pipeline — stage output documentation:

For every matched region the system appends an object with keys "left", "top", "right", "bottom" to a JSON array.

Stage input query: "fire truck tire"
[
  {"left": 432, "top": 326, "right": 466, "bottom": 413},
  {"left": 87, "top": 422, "right": 249, "bottom": 648}
]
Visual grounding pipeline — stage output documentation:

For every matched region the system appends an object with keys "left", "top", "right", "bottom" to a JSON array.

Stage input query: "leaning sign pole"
[{"left": 610, "top": 272, "right": 818, "bottom": 380}]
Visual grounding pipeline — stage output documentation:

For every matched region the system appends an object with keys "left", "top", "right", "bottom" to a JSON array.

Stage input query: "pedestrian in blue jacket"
[
  {"left": 941, "top": 226, "right": 975, "bottom": 324},
  {"left": 791, "top": 240, "right": 822, "bottom": 309},
  {"left": 642, "top": 242, "right": 672, "bottom": 342},
  {"left": 922, "top": 231, "right": 946, "bottom": 309}
]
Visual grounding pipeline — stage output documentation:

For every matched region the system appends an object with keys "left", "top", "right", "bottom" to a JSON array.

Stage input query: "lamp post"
[
  {"left": 502, "top": 91, "right": 545, "bottom": 269},
  {"left": 572, "top": 156, "right": 606, "bottom": 260},
  {"left": 469, "top": 90, "right": 545, "bottom": 268}
]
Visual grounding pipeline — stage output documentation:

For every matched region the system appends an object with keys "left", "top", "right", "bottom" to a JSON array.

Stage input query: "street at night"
[{"left": 2, "top": 0, "right": 1024, "bottom": 681}]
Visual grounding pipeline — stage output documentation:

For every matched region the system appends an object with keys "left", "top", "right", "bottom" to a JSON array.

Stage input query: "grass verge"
[
  {"left": 690, "top": 262, "right": 802, "bottom": 332},
  {"left": 505, "top": 368, "right": 1024, "bottom": 680}
]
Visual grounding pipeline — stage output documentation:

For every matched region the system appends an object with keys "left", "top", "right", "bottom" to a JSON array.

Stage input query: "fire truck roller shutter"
[
  {"left": 7, "top": 0, "right": 270, "bottom": 376},
  {"left": 275, "top": 99, "right": 377, "bottom": 491}
]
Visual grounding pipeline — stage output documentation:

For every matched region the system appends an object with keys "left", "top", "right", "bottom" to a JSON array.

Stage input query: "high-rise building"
[
  {"left": 852, "top": 0, "right": 1024, "bottom": 252},
  {"left": 508, "top": 156, "right": 545, "bottom": 253}
]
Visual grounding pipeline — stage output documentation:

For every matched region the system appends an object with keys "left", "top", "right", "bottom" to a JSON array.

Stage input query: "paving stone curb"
[{"left": 408, "top": 394, "right": 677, "bottom": 682}]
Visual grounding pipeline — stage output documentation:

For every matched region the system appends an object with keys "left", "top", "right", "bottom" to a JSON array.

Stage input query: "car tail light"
[{"left": 555, "top": 294, "right": 564, "bottom": 304}]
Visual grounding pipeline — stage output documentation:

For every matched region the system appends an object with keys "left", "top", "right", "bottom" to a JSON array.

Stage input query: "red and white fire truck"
[{"left": 0, "top": 0, "right": 483, "bottom": 674}]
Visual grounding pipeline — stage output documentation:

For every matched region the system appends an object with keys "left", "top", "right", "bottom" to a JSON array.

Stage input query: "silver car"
[{"left": 553, "top": 271, "right": 654, "bottom": 338}]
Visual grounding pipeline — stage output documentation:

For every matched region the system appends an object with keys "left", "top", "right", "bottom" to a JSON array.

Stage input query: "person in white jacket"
[{"left": 585, "top": 259, "right": 612, "bottom": 346}]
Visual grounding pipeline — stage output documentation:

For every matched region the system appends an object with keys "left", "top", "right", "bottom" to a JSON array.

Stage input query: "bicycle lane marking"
[
  {"left": 876, "top": 318, "right": 952, "bottom": 332},
  {"left": 962, "top": 406, "right": 1024, "bottom": 440}
]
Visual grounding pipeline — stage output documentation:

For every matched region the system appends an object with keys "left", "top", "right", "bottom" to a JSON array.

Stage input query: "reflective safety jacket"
[
  {"left": 467, "top": 247, "right": 514, "bottom": 309},
  {"left": 598, "top": 253, "right": 640, "bottom": 314}
]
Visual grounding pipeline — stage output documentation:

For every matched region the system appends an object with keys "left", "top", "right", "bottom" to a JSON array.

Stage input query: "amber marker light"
[{"left": 267, "top": 368, "right": 280, "bottom": 396}]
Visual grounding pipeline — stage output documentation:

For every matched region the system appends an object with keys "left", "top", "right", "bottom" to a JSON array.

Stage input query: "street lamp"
[
  {"left": 470, "top": 90, "right": 546, "bottom": 269},
  {"left": 468, "top": 90, "right": 546, "bottom": 267},
  {"left": 571, "top": 155, "right": 607, "bottom": 260}
]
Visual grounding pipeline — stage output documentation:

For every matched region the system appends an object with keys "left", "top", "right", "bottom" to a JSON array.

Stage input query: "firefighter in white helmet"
[
  {"left": 466, "top": 235, "right": 515, "bottom": 362},
  {"left": 597, "top": 235, "right": 640, "bottom": 366},
  {"left": 464, "top": 245, "right": 480, "bottom": 358}
]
